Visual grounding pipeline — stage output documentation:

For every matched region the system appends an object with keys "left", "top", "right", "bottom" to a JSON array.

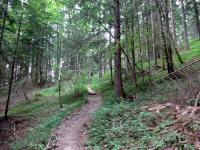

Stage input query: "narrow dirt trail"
[{"left": 49, "top": 89, "right": 101, "bottom": 150}]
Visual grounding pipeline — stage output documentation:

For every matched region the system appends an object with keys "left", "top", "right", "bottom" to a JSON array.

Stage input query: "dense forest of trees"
[{"left": 0, "top": 0, "right": 199, "bottom": 118}]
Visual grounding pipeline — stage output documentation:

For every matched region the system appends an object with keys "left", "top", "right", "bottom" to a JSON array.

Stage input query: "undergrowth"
[
  {"left": 88, "top": 81, "right": 196, "bottom": 149},
  {"left": 8, "top": 75, "right": 88, "bottom": 149}
]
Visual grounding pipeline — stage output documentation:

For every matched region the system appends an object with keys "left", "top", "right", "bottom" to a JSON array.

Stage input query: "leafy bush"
[
  {"left": 71, "top": 75, "right": 88, "bottom": 98},
  {"left": 91, "top": 72, "right": 113, "bottom": 93}
]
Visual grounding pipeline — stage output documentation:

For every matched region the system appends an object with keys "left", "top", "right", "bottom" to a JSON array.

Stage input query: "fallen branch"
[
  {"left": 190, "top": 91, "right": 200, "bottom": 117},
  {"left": 156, "top": 58, "right": 200, "bottom": 82},
  {"left": 46, "top": 129, "right": 57, "bottom": 150},
  {"left": 195, "top": 92, "right": 200, "bottom": 107}
]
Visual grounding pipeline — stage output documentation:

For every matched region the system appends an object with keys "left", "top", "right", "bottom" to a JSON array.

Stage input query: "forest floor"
[
  {"left": 0, "top": 83, "right": 87, "bottom": 149},
  {"left": 48, "top": 88, "right": 102, "bottom": 150}
]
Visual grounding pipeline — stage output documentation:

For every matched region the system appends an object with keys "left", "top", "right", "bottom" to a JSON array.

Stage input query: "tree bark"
[
  {"left": 165, "top": 0, "right": 175, "bottom": 74},
  {"left": 56, "top": 24, "right": 60, "bottom": 80},
  {"left": 168, "top": 0, "right": 184, "bottom": 64},
  {"left": 170, "top": 0, "right": 178, "bottom": 43},
  {"left": 137, "top": 11, "right": 144, "bottom": 84},
  {"left": 4, "top": 13, "right": 22, "bottom": 120},
  {"left": 180, "top": 0, "right": 190, "bottom": 50},
  {"left": 0, "top": 0, "right": 9, "bottom": 56},
  {"left": 58, "top": 67, "right": 62, "bottom": 108},
  {"left": 130, "top": 33, "right": 137, "bottom": 86},
  {"left": 113, "top": 0, "right": 124, "bottom": 98},
  {"left": 109, "top": 24, "right": 114, "bottom": 85},
  {"left": 130, "top": 1, "right": 137, "bottom": 87},
  {"left": 151, "top": 1, "right": 159, "bottom": 68},
  {"left": 98, "top": 52, "right": 103, "bottom": 79},
  {"left": 193, "top": 0, "right": 200, "bottom": 39},
  {"left": 145, "top": 1, "right": 152, "bottom": 83},
  {"left": 155, "top": 0, "right": 174, "bottom": 74}
]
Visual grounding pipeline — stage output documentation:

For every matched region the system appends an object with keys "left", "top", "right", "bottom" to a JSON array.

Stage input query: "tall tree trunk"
[
  {"left": 125, "top": 16, "right": 129, "bottom": 80},
  {"left": 130, "top": 1, "right": 137, "bottom": 87},
  {"left": 0, "top": 0, "right": 9, "bottom": 56},
  {"left": 131, "top": 34, "right": 137, "bottom": 86},
  {"left": 145, "top": 1, "right": 152, "bottom": 83},
  {"left": 170, "top": 0, "right": 178, "bottom": 43},
  {"left": 58, "top": 67, "right": 62, "bottom": 108},
  {"left": 113, "top": 0, "right": 124, "bottom": 98},
  {"left": 137, "top": 11, "right": 144, "bottom": 84},
  {"left": 98, "top": 52, "right": 103, "bottom": 79},
  {"left": 165, "top": 0, "right": 175, "bottom": 74},
  {"left": 151, "top": 1, "right": 159, "bottom": 68},
  {"left": 168, "top": 0, "right": 184, "bottom": 64},
  {"left": 37, "top": 52, "right": 41, "bottom": 84},
  {"left": 155, "top": 0, "right": 174, "bottom": 74},
  {"left": 98, "top": 24, "right": 102, "bottom": 79},
  {"left": 180, "top": 0, "right": 190, "bottom": 50},
  {"left": 56, "top": 24, "right": 60, "bottom": 80},
  {"left": 193, "top": 0, "right": 200, "bottom": 39},
  {"left": 109, "top": 24, "right": 114, "bottom": 85},
  {"left": 166, "top": 0, "right": 183, "bottom": 64},
  {"left": 4, "top": 13, "right": 22, "bottom": 120}
]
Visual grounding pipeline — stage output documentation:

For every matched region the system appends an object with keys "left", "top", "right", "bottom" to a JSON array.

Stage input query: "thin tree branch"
[
  {"left": 73, "top": 8, "right": 115, "bottom": 38},
  {"left": 156, "top": 58, "right": 200, "bottom": 82}
]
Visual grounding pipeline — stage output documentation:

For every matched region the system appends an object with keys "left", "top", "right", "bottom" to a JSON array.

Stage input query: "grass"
[
  {"left": 87, "top": 39, "right": 200, "bottom": 149},
  {"left": 38, "top": 86, "right": 59, "bottom": 97},
  {"left": 181, "top": 39, "right": 200, "bottom": 62}
]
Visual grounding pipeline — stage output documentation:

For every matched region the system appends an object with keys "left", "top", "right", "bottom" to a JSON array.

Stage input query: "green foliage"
[
  {"left": 91, "top": 72, "right": 113, "bottom": 93},
  {"left": 88, "top": 97, "right": 180, "bottom": 149},
  {"left": 88, "top": 91, "right": 184, "bottom": 149},
  {"left": 72, "top": 75, "right": 88, "bottom": 96}
]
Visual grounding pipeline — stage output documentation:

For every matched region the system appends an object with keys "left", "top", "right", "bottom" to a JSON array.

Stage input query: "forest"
[{"left": 0, "top": 0, "right": 200, "bottom": 149}]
